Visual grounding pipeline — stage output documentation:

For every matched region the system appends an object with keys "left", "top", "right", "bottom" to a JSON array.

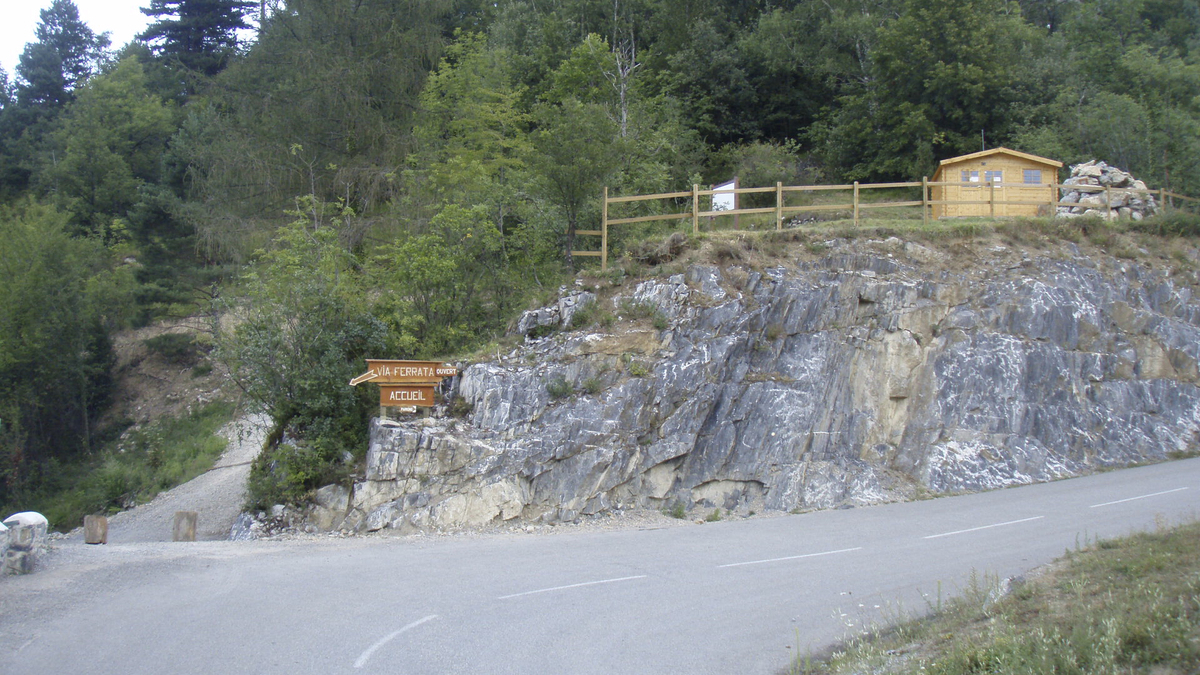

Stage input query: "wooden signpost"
[
  {"left": 379, "top": 384, "right": 437, "bottom": 407},
  {"left": 349, "top": 359, "right": 458, "bottom": 411},
  {"left": 349, "top": 360, "right": 457, "bottom": 386}
]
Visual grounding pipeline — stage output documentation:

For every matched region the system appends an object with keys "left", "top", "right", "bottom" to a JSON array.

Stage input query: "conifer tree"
[
  {"left": 140, "top": 0, "right": 255, "bottom": 76},
  {"left": 15, "top": 0, "right": 109, "bottom": 109}
]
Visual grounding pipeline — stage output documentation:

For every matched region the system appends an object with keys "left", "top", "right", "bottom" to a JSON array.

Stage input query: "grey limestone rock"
[
  {"left": 1, "top": 513, "right": 49, "bottom": 575},
  {"left": 516, "top": 289, "right": 597, "bottom": 335},
  {"left": 1057, "top": 160, "right": 1158, "bottom": 219},
  {"left": 228, "top": 512, "right": 258, "bottom": 541},
  {"left": 332, "top": 245, "right": 1200, "bottom": 532}
]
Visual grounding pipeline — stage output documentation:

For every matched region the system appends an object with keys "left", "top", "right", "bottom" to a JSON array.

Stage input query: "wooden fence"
[{"left": 576, "top": 180, "right": 1199, "bottom": 271}]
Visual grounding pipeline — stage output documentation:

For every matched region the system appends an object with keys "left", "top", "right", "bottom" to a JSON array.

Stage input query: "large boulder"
[{"left": 2, "top": 512, "right": 49, "bottom": 575}]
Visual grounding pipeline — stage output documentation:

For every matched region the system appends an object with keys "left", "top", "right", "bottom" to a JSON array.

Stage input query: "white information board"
[{"left": 712, "top": 179, "right": 736, "bottom": 211}]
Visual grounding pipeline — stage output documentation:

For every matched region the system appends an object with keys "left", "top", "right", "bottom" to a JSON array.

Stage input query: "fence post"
[
  {"left": 601, "top": 186, "right": 609, "bottom": 272},
  {"left": 853, "top": 181, "right": 860, "bottom": 226},
  {"left": 173, "top": 511, "right": 197, "bottom": 542},
  {"left": 691, "top": 183, "right": 699, "bottom": 235},
  {"left": 84, "top": 515, "right": 107, "bottom": 545},
  {"left": 775, "top": 181, "right": 783, "bottom": 231},
  {"left": 1105, "top": 186, "right": 1112, "bottom": 220},
  {"left": 1052, "top": 182, "right": 1059, "bottom": 214},
  {"left": 989, "top": 179, "right": 996, "bottom": 217},
  {"left": 922, "top": 176, "right": 929, "bottom": 226}
]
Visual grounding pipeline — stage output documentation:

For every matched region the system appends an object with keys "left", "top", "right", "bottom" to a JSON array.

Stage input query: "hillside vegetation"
[{"left": 4, "top": 0, "right": 1200, "bottom": 514}]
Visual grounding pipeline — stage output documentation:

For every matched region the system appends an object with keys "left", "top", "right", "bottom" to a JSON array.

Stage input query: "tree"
[
  {"left": 812, "top": 0, "right": 1038, "bottom": 180},
  {"left": 0, "top": 200, "right": 134, "bottom": 504},
  {"left": 410, "top": 31, "right": 534, "bottom": 234},
  {"left": 40, "top": 57, "right": 175, "bottom": 239},
  {"left": 371, "top": 204, "right": 508, "bottom": 357},
  {"left": 140, "top": 0, "right": 256, "bottom": 77},
  {"left": 15, "top": 0, "right": 109, "bottom": 110},
  {"left": 177, "top": 0, "right": 454, "bottom": 261},
  {"left": 532, "top": 98, "right": 621, "bottom": 267},
  {"left": 2, "top": 1, "right": 109, "bottom": 196},
  {"left": 218, "top": 196, "right": 386, "bottom": 505}
]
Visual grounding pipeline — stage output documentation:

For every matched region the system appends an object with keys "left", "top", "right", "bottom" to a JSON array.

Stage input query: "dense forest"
[{"left": 4, "top": 0, "right": 1200, "bottom": 509}]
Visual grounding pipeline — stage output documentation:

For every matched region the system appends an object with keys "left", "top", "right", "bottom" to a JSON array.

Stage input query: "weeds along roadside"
[{"left": 794, "top": 518, "right": 1200, "bottom": 675}]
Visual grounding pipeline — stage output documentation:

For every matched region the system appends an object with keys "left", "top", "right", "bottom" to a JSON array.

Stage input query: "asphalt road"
[{"left": 2, "top": 458, "right": 1198, "bottom": 675}]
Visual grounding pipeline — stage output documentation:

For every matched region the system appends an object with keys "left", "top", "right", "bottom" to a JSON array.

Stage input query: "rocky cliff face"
[{"left": 317, "top": 236, "right": 1200, "bottom": 533}]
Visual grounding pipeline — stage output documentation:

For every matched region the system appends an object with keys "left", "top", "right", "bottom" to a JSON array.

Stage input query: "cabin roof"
[{"left": 937, "top": 147, "right": 1063, "bottom": 168}]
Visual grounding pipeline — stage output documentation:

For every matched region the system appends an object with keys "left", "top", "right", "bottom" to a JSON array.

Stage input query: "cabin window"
[
  {"left": 984, "top": 170, "right": 1003, "bottom": 183},
  {"left": 960, "top": 170, "right": 980, "bottom": 183},
  {"left": 1023, "top": 169, "right": 1042, "bottom": 184}
]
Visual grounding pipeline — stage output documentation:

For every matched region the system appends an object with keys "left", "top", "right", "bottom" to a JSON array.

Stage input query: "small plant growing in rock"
[
  {"left": 546, "top": 375, "right": 573, "bottom": 399},
  {"left": 666, "top": 502, "right": 687, "bottom": 519},
  {"left": 765, "top": 323, "right": 785, "bottom": 341},
  {"left": 581, "top": 377, "right": 604, "bottom": 395},
  {"left": 652, "top": 313, "right": 669, "bottom": 330},
  {"left": 706, "top": 509, "right": 722, "bottom": 522},
  {"left": 627, "top": 361, "right": 650, "bottom": 377},
  {"left": 569, "top": 300, "right": 598, "bottom": 329},
  {"left": 447, "top": 396, "right": 474, "bottom": 418},
  {"left": 527, "top": 323, "right": 558, "bottom": 339},
  {"left": 619, "top": 299, "right": 658, "bottom": 319}
]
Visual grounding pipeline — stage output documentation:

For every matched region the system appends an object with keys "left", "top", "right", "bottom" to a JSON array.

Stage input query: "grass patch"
[
  {"left": 4, "top": 401, "right": 235, "bottom": 531},
  {"left": 665, "top": 501, "right": 688, "bottom": 519},
  {"left": 795, "top": 519, "right": 1200, "bottom": 674}
]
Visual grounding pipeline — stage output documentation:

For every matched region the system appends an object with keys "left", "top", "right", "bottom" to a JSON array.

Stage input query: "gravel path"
[{"left": 71, "top": 413, "right": 271, "bottom": 544}]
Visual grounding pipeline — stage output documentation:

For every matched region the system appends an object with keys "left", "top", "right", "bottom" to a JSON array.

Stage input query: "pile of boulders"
[
  {"left": 1057, "top": 160, "right": 1159, "bottom": 220},
  {"left": 2, "top": 511, "right": 49, "bottom": 575}
]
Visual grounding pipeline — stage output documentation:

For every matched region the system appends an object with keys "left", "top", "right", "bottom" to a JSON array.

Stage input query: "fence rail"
[{"left": 574, "top": 180, "right": 1199, "bottom": 270}]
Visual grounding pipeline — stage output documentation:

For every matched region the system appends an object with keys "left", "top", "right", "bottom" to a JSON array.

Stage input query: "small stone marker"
[
  {"left": 84, "top": 515, "right": 108, "bottom": 545},
  {"left": 3, "top": 525, "right": 35, "bottom": 574},
  {"left": 173, "top": 511, "right": 198, "bottom": 542}
]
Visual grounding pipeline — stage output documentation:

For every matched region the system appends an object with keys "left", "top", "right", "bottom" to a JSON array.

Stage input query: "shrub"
[
  {"left": 246, "top": 436, "right": 349, "bottom": 509},
  {"left": 1134, "top": 209, "right": 1200, "bottom": 237},
  {"left": 569, "top": 300, "right": 598, "bottom": 329},
  {"left": 144, "top": 333, "right": 202, "bottom": 363},
  {"left": 627, "top": 361, "right": 650, "bottom": 377},
  {"left": 546, "top": 375, "right": 573, "bottom": 399},
  {"left": 619, "top": 299, "right": 669, "bottom": 329},
  {"left": 581, "top": 377, "right": 604, "bottom": 395}
]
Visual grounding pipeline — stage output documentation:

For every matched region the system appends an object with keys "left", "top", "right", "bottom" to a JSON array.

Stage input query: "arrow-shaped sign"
[
  {"left": 348, "top": 370, "right": 380, "bottom": 386},
  {"left": 349, "top": 360, "right": 458, "bottom": 385}
]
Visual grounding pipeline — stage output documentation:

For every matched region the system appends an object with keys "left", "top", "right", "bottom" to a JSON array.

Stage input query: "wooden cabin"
[{"left": 931, "top": 148, "right": 1062, "bottom": 218}]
